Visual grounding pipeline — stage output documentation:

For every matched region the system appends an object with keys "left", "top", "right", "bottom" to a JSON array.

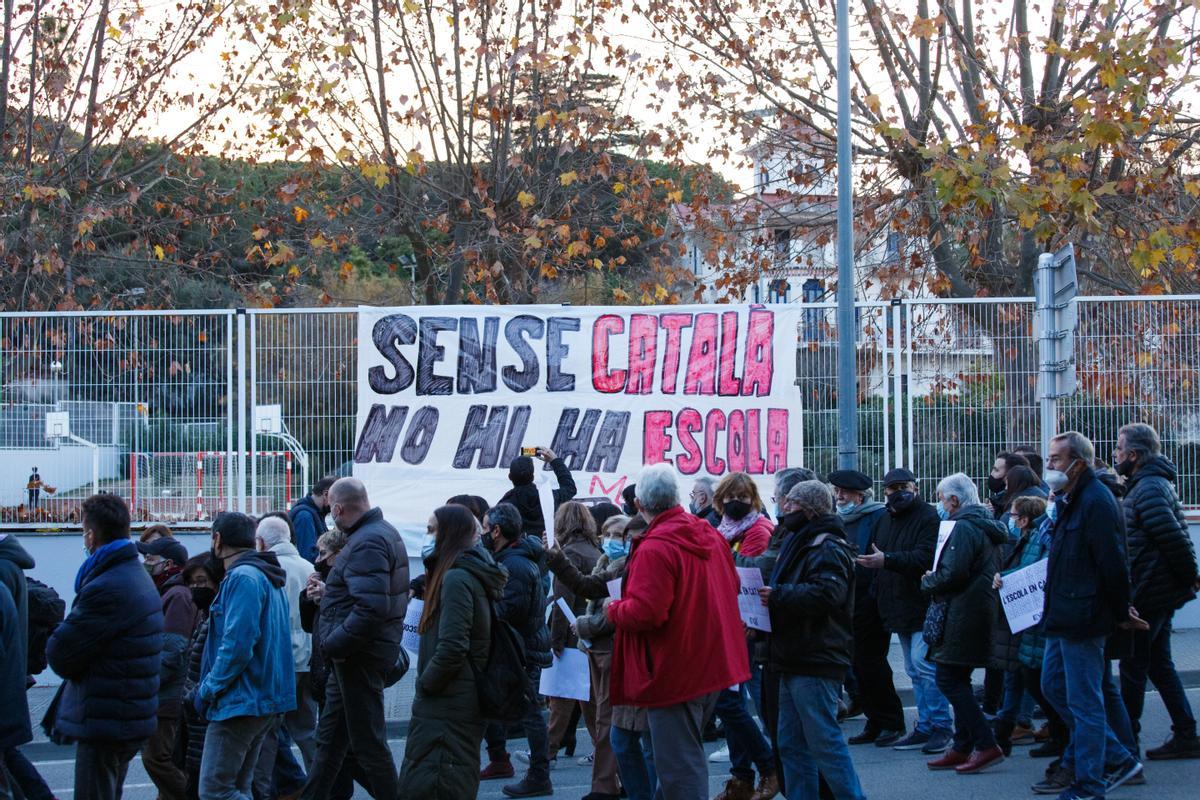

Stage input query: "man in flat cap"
[
  {"left": 828, "top": 470, "right": 898, "bottom": 736},
  {"left": 854, "top": 468, "right": 952, "bottom": 754}
]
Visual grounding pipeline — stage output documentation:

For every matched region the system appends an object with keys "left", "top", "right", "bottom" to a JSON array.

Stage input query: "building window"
[
  {"left": 886, "top": 232, "right": 902, "bottom": 263},
  {"left": 752, "top": 283, "right": 761, "bottom": 304},
  {"left": 802, "top": 278, "right": 824, "bottom": 342},
  {"left": 768, "top": 279, "right": 790, "bottom": 304},
  {"left": 773, "top": 228, "right": 791, "bottom": 264}
]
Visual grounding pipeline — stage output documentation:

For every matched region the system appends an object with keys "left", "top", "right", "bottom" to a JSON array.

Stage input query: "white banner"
[
  {"left": 354, "top": 304, "right": 802, "bottom": 552},
  {"left": 1000, "top": 558, "right": 1049, "bottom": 634},
  {"left": 736, "top": 566, "right": 772, "bottom": 632}
]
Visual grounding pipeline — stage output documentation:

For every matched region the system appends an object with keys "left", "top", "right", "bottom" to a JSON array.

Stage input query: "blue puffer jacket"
[
  {"left": 47, "top": 539, "right": 163, "bottom": 742},
  {"left": 198, "top": 551, "right": 296, "bottom": 721}
]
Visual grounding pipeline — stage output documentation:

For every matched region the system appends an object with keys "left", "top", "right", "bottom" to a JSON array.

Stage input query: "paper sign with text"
[
  {"left": 736, "top": 567, "right": 772, "bottom": 632},
  {"left": 1000, "top": 558, "right": 1048, "bottom": 634},
  {"left": 933, "top": 521, "right": 956, "bottom": 569}
]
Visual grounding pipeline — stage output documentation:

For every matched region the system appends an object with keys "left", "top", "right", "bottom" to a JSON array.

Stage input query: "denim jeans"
[
  {"left": 998, "top": 669, "right": 1035, "bottom": 726},
  {"left": 611, "top": 726, "right": 656, "bottom": 800},
  {"left": 715, "top": 685, "right": 775, "bottom": 783},
  {"left": 897, "top": 631, "right": 953, "bottom": 735},
  {"left": 1120, "top": 609, "right": 1197, "bottom": 742},
  {"left": 200, "top": 716, "right": 273, "bottom": 800},
  {"left": 934, "top": 664, "right": 997, "bottom": 754},
  {"left": 777, "top": 674, "right": 865, "bottom": 800},
  {"left": 1042, "top": 636, "right": 1134, "bottom": 797},
  {"left": 74, "top": 739, "right": 143, "bottom": 800},
  {"left": 485, "top": 666, "right": 551, "bottom": 783},
  {"left": 252, "top": 716, "right": 307, "bottom": 798},
  {"left": 1103, "top": 663, "right": 1137, "bottom": 757}
]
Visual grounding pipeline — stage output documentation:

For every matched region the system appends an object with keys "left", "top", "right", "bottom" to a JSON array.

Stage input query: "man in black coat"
[
  {"left": 479, "top": 502, "right": 556, "bottom": 795},
  {"left": 760, "top": 480, "right": 864, "bottom": 800},
  {"left": 689, "top": 477, "right": 721, "bottom": 528},
  {"left": 1113, "top": 423, "right": 1200, "bottom": 759},
  {"left": 500, "top": 447, "right": 577, "bottom": 535},
  {"left": 46, "top": 494, "right": 164, "bottom": 800},
  {"left": 854, "top": 468, "right": 951, "bottom": 753},
  {"left": 1040, "top": 432, "right": 1142, "bottom": 797},
  {"left": 831, "top": 469, "right": 902, "bottom": 738},
  {"left": 301, "top": 478, "right": 409, "bottom": 800}
]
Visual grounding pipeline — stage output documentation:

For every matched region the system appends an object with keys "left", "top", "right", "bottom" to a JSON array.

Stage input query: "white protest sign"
[
  {"left": 736, "top": 567, "right": 771, "bottom": 632},
  {"left": 1000, "top": 558, "right": 1049, "bottom": 634},
  {"left": 401, "top": 598, "right": 424, "bottom": 655},
  {"left": 353, "top": 304, "right": 804, "bottom": 554},
  {"left": 933, "top": 521, "right": 956, "bottom": 569},
  {"left": 539, "top": 648, "right": 591, "bottom": 701},
  {"left": 555, "top": 596, "right": 591, "bottom": 649},
  {"left": 606, "top": 577, "right": 623, "bottom": 600},
  {"left": 538, "top": 482, "right": 557, "bottom": 549}
]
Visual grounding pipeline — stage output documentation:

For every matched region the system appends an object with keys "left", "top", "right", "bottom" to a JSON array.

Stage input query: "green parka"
[{"left": 397, "top": 547, "right": 507, "bottom": 800}]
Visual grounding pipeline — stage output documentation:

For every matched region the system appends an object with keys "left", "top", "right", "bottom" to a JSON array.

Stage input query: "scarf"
[
  {"left": 717, "top": 510, "right": 762, "bottom": 544},
  {"left": 75, "top": 539, "right": 135, "bottom": 593}
]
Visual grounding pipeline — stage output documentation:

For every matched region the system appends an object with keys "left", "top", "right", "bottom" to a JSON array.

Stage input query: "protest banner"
[
  {"left": 736, "top": 567, "right": 771, "bottom": 632},
  {"left": 1000, "top": 558, "right": 1049, "bottom": 634},
  {"left": 353, "top": 304, "right": 803, "bottom": 552}
]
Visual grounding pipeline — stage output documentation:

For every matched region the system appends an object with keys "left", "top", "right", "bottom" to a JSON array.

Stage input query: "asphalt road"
[{"left": 20, "top": 688, "right": 1200, "bottom": 799}]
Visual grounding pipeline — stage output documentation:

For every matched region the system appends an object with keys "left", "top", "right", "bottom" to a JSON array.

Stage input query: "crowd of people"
[{"left": 1, "top": 427, "right": 1198, "bottom": 800}]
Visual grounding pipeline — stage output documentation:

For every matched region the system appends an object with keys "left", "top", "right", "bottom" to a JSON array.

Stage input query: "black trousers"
[
  {"left": 935, "top": 664, "right": 997, "bottom": 754},
  {"left": 851, "top": 604, "right": 906, "bottom": 731},
  {"left": 74, "top": 739, "right": 143, "bottom": 800},
  {"left": 301, "top": 659, "right": 397, "bottom": 800},
  {"left": 1021, "top": 666, "right": 1070, "bottom": 745}
]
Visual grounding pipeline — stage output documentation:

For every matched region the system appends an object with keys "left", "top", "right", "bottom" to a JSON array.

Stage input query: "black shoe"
[
  {"left": 848, "top": 726, "right": 880, "bottom": 745},
  {"left": 502, "top": 777, "right": 554, "bottom": 798},
  {"left": 563, "top": 737, "right": 577, "bottom": 757},
  {"left": 581, "top": 794, "right": 621, "bottom": 800},
  {"left": 1029, "top": 738, "right": 1065, "bottom": 759},
  {"left": 874, "top": 729, "right": 905, "bottom": 747},
  {"left": 1030, "top": 765, "right": 1073, "bottom": 795},
  {"left": 1146, "top": 734, "right": 1200, "bottom": 760},
  {"left": 994, "top": 718, "right": 1014, "bottom": 757}
]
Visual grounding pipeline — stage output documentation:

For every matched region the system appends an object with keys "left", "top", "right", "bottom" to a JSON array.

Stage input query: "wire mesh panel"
[
  {"left": 902, "top": 299, "right": 1041, "bottom": 500},
  {"left": 0, "top": 311, "right": 235, "bottom": 526},
  {"left": 248, "top": 309, "right": 358, "bottom": 515},
  {"left": 793, "top": 301, "right": 893, "bottom": 485},
  {"left": 1071, "top": 297, "right": 1200, "bottom": 504}
]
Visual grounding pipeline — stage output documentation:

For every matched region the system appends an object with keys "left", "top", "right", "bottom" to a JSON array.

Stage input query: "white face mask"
[{"left": 1044, "top": 460, "right": 1076, "bottom": 493}]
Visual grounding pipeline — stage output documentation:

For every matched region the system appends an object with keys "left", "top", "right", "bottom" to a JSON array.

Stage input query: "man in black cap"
[
  {"left": 854, "top": 468, "right": 952, "bottom": 754},
  {"left": 828, "top": 470, "right": 896, "bottom": 730},
  {"left": 499, "top": 447, "right": 578, "bottom": 536},
  {"left": 136, "top": 537, "right": 197, "bottom": 800}
]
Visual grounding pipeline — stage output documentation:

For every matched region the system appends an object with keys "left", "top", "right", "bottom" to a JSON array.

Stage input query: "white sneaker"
[
  {"left": 577, "top": 753, "right": 594, "bottom": 766},
  {"left": 709, "top": 746, "right": 730, "bottom": 763}
]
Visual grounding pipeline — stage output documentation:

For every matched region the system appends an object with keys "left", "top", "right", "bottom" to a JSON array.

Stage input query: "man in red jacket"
[{"left": 607, "top": 463, "right": 750, "bottom": 800}]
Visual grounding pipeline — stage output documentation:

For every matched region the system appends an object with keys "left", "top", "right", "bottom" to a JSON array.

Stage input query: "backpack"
[
  {"left": 471, "top": 583, "right": 531, "bottom": 723},
  {"left": 26, "top": 577, "right": 65, "bottom": 676}
]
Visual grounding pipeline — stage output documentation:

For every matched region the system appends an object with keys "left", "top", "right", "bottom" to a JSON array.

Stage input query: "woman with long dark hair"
[{"left": 397, "top": 504, "right": 506, "bottom": 800}]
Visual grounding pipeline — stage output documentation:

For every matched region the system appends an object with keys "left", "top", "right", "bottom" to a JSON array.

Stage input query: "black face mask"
[
  {"left": 315, "top": 560, "right": 332, "bottom": 579},
  {"left": 1115, "top": 457, "right": 1136, "bottom": 478},
  {"left": 886, "top": 490, "right": 917, "bottom": 515},
  {"left": 190, "top": 586, "right": 217, "bottom": 611},
  {"left": 986, "top": 475, "right": 1006, "bottom": 493},
  {"left": 723, "top": 499, "right": 753, "bottom": 521},
  {"left": 781, "top": 509, "right": 809, "bottom": 532}
]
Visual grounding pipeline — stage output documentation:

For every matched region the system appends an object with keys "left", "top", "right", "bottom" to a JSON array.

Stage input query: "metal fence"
[{"left": 4, "top": 297, "right": 1200, "bottom": 527}]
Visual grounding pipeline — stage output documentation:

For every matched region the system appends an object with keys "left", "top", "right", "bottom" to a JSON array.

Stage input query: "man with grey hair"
[
  {"left": 607, "top": 464, "right": 749, "bottom": 800},
  {"left": 1037, "top": 431, "right": 1143, "bottom": 796},
  {"left": 300, "top": 478, "right": 409, "bottom": 799},
  {"left": 758, "top": 479, "right": 864, "bottom": 799},
  {"left": 252, "top": 514, "right": 318, "bottom": 795},
  {"left": 1112, "top": 423, "right": 1200, "bottom": 759},
  {"left": 689, "top": 476, "right": 720, "bottom": 527},
  {"left": 855, "top": 467, "right": 949, "bottom": 752}
]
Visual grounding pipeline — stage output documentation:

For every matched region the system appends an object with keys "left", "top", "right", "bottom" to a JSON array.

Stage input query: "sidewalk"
[{"left": 25, "top": 629, "right": 1200, "bottom": 747}]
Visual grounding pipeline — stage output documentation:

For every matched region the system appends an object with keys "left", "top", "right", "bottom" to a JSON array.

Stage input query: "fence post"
[{"left": 237, "top": 309, "right": 248, "bottom": 513}]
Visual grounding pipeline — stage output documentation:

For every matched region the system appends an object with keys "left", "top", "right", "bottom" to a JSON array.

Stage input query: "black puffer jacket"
[
  {"left": 921, "top": 504, "right": 1008, "bottom": 667},
  {"left": 182, "top": 613, "right": 210, "bottom": 773},
  {"left": 498, "top": 458, "right": 577, "bottom": 535},
  {"left": 493, "top": 535, "right": 552, "bottom": 668},
  {"left": 873, "top": 500, "right": 940, "bottom": 633},
  {"left": 47, "top": 541, "right": 163, "bottom": 742},
  {"left": 1123, "top": 456, "right": 1199, "bottom": 614},
  {"left": 766, "top": 514, "right": 856, "bottom": 680},
  {"left": 319, "top": 508, "right": 409, "bottom": 670}
]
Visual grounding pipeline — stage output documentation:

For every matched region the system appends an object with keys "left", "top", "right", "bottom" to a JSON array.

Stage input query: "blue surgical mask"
[
  {"left": 420, "top": 540, "right": 436, "bottom": 560},
  {"left": 935, "top": 501, "right": 950, "bottom": 521},
  {"left": 688, "top": 501, "right": 700, "bottom": 515},
  {"left": 1007, "top": 518, "right": 1022, "bottom": 538},
  {"left": 602, "top": 538, "right": 629, "bottom": 560},
  {"left": 836, "top": 501, "right": 858, "bottom": 516}
]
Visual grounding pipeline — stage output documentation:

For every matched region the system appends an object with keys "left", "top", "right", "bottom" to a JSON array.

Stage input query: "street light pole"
[{"left": 835, "top": 0, "right": 858, "bottom": 470}]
